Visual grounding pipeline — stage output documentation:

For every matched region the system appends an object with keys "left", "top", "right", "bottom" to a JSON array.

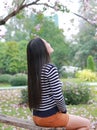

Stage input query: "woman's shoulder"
[
  {"left": 43, "top": 63, "right": 58, "bottom": 73},
  {"left": 45, "top": 63, "right": 57, "bottom": 69}
]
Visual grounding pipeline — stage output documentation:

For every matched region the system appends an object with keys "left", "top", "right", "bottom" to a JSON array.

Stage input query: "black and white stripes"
[{"left": 35, "top": 63, "right": 67, "bottom": 113}]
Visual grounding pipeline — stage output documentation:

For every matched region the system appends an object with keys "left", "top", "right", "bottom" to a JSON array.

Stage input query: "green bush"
[
  {"left": 20, "top": 89, "right": 28, "bottom": 104},
  {"left": 87, "top": 55, "right": 96, "bottom": 71},
  {"left": 63, "top": 82, "right": 91, "bottom": 105},
  {"left": 0, "top": 74, "right": 12, "bottom": 83},
  {"left": 76, "top": 69, "right": 97, "bottom": 82},
  {"left": 20, "top": 81, "right": 91, "bottom": 105},
  {"left": 10, "top": 73, "right": 27, "bottom": 86}
]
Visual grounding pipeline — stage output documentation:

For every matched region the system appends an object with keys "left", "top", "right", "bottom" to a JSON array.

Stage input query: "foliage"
[
  {"left": 71, "top": 0, "right": 97, "bottom": 69},
  {"left": 0, "top": 42, "right": 6, "bottom": 73},
  {"left": 76, "top": 69, "right": 97, "bottom": 82},
  {"left": 20, "top": 89, "right": 28, "bottom": 104},
  {"left": 30, "top": 13, "right": 70, "bottom": 69},
  {"left": 17, "top": 40, "right": 27, "bottom": 73},
  {"left": 10, "top": 73, "right": 27, "bottom": 86},
  {"left": 0, "top": 74, "right": 12, "bottom": 83},
  {"left": 2, "top": 41, "right": 19, "bottom": 74},
  {"left": 72, "top": 24, "right": 97, "bottom": 69},
  {"left": 4, "top": 13, "right": 70, "bottom": 71},
  {"left": 63, "top": 82, "right": 91, "bottom": 105},
  {"left": 87, "top": 55, "right": 96, "bottom": 72},
  {"left": 0, "top": 40, "right": 27, "bottom": 74},
  {"left": 5, "top": 14, "right": 32, "bottom": 41},
  {"left": 20, "top": 80, "right": 91, "bottom": 106}
]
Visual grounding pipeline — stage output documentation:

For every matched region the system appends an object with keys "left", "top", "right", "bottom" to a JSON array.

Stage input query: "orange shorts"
[{"left": 33, "top": 112, "right": 69, "bottom": 127}]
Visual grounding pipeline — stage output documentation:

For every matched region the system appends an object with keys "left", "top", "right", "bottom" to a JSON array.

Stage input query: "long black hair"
[{"left": 27, "top": 37, "right": 50, "bottom": 110}]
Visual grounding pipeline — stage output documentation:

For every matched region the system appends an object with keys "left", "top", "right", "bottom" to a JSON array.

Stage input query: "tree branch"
[
  {"left": 0, "top": 0, "right": 66, "bottom": 25},
  {"left": 72, "top": 12, "right": 97, "bottom": 27},
  {"left": 0, "top": 0, "right": 40, "bottom": 25},
  {"left": 0, "top": 0, "right": 97, "bottom": 28},
  {"left": 20, "top": 0, "right": 25, "bottom": 6}
]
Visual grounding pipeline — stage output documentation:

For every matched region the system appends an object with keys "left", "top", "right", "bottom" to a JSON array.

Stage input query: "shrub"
[
  {"left": 63, "top": 82, "right": 91, "bottom": 105},
  {"left": 76, "top": 69, "right": 97, "bottom": 82},
  {"left": 0, "top": 74, "right": 12, "bottom": 83},
  {"left": 87, "top": 55, "right": 96, "bottom": 72},
  {"left": 20, "top": 82, "right": 91, "bottom": 105},
  {"left": 20, "top": 89, "right": 28, "bottom": 104},
  {"left": 10, "top": 73, "right": 27, "bottom": 86}
]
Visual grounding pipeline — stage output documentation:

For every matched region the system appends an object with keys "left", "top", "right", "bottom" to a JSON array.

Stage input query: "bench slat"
[{"left": 0, "top": 114, "right": 66, "bottom": 130}]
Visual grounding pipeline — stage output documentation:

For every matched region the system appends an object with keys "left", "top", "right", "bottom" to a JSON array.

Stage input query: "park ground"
[{"left": 0, "top": 86, "right": 97, "bottom": 129}]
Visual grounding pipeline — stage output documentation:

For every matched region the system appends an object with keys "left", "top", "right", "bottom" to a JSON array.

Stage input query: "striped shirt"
[{"left": 33, "top": 63, "right": 67, "bottom": 117}]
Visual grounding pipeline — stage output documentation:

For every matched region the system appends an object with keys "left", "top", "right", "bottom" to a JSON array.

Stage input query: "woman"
[{"left": 27, "top": 37, "right": 90, "bottom": 130}]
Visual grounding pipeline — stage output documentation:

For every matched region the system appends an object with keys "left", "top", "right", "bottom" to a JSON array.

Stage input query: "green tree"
[
  {"left": 2, "top": 41, "right": 19, "bottom": 74},
  {"left": 0, "top": 40, "right": 28, "bottom": 74},
  {"left": 5, "top": 13, "right": 70, "bottom": 70},
  {"left": 72, "top": 27, "right": 97, "bottom": 69},
  {"left": 18, "top": 40, "right": 28, "bottom": 73},
  {"left": 70, "top": 0, "right": 97, "bottom": 69},
  {"left": 5, "top": 12, "right": 34, "bottom": 42},
  {"left": 87, "top": 55, "right": 96, "bottom": 71},
  {"left": 30, "top": 13, "right": 69, "bottom": 69},
  {"left": 0, "top": 42, "right": 6, "bottom": 73}
]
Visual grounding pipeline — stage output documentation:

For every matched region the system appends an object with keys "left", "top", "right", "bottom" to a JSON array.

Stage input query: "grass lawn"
[
  {"left": 0, "top": 82, "right": 97, "bottom": 129},
  {"left": 0, "top": 83, "right": 11, "bottom": 87}
]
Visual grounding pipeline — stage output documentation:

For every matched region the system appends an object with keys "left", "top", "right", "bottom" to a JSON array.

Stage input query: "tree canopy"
[
  {"left": 0, "top": 13, "right": 70, "bottom": 74},
  {"left": 69, "top": 0, "right": 97, "bottom": 69},
  {"left": 0, "top": 0, "right": 97, "bottom": 73}
]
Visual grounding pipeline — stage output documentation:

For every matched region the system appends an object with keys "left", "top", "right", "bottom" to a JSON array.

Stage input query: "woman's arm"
[{"left": 48, "top": 65, "right": 67, "bottom": 113}]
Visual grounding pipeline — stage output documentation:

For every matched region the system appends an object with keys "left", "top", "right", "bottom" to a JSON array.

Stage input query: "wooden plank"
[
  {"left": 0, "top": 114, "right": 35, "bottom": 129},
  {"left": 0, "top": 114, "right": 66, "bottom": 130}
]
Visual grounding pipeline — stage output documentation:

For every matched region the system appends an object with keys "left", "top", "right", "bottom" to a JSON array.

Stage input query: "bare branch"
[
  {"left": 19, "top": 0, "right": 25, "bottom": 7},
  {"left": 72, "top": 12, "right": 97, "bottom": 28},
  {"left": 0, "top": 0, "right": 40, "bottom": 25},
  {"left": 0, "top": 6, "right": 24, "bottom": 25},
  {"left": 0, "top": 0, "right": 66, "bottom": 25},
  {"left": 35, "top": 3, "right": 55, "bottom": 9},
  {"left": 24, "top": 0, "right": 40, "bottom": 7},
  {"left": 0, "top": 0, "right": 96, "bottom": 28}
]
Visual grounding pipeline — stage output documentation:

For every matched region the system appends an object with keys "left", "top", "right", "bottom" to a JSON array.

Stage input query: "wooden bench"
[{"left": 0, "top": 114, "right": 66, "bottom": 130}]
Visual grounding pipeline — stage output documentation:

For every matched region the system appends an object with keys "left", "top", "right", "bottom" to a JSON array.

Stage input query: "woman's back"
[{"left": 35, "top": 63, "right": 66, "bottom": 111}]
